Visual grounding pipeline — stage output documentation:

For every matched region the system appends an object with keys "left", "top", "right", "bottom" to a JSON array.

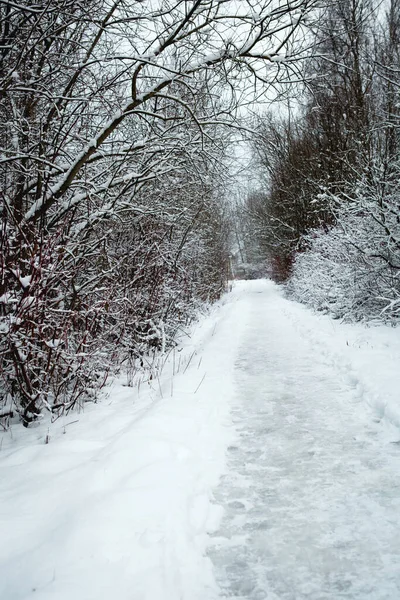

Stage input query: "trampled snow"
[
  {"left": 208, "top": 281, "right": 400, "bottom": 599},
  {"left": 1, "top": 280, "right": 400, "bottom": 599}
]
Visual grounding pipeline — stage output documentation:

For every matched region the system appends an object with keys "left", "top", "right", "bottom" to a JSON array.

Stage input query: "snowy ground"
[{"left": 1, "top": 280, "right": 400, "bottom": 600}]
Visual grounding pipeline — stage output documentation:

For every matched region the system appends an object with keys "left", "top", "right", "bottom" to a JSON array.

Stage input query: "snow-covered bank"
[
  {"left": 0, "top": 287, "right": 249, "bottom": 600},
  {"left": 280, "top": 289, "right": 400, "bottom": 439}
]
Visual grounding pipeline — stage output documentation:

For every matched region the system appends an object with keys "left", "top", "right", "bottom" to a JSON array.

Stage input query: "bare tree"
[{"left": 0, "top": 0, "right": 318, "bottom": 425}]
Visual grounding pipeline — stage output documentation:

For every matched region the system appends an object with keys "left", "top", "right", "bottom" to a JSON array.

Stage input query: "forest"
[
  {"left": 1, "top": 0, "right": 399, "bottom": 429},
  {"left": 242, "top": 0, "right": 400, "bottom": 323}
]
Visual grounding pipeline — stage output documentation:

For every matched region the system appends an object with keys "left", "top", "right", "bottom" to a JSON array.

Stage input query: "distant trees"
[
  {"left": 0, "top": 0, "right": 317, "bottom": 426},
  {"left": 246, "top": 0, "right": 400, "bottom": 321},
  {"left": 246, "top": 114, "right": 332, "bottom": 281}
]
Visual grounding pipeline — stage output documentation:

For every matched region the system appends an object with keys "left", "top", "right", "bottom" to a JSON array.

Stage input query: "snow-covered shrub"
[
  {"left": 287, "top": 184, "right": 400, "bottom": 323},
  {"left": 0, "top": 162, "right": 231, "bottom": 425},
  {"left": 0, "top": 220, "right": 114, "bottom": 426}
]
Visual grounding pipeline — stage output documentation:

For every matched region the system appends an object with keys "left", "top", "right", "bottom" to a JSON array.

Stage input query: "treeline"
[
  {"left": 245, "top": 0, "right": 400, "bottom": 322},
  {"left": 0, "top": 0, "right": 315, "bottom": 427}
]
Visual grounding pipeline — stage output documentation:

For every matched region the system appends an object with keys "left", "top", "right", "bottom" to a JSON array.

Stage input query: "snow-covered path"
[
  {"left": 209, "top": 281, "right": 400, "bottom": 599},
  {"left": 2, "top": 280, "right": 400, "bottom": 600}
]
